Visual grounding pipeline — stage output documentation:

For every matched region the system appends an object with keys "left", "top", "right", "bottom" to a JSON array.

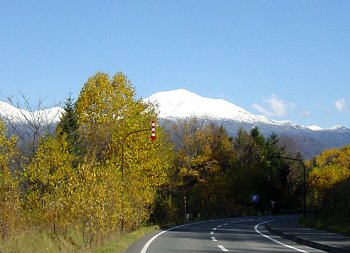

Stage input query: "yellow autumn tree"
[
  {"left": 24, "top": 135, "right": 75, "bottom": 234},
  {"left": 75, "top": 72, "right": 172, "bottom": 234},
  {"left": 0, "top": 120, "right": 21, "bottom": 238},
  {"left": 69, "top": 159, "right": 121, "bottom": 246},
  {"left": 308, "top": 146, "right": 350, "bottom": 208},
  {"left": 171, "top": 119, "right": 233, "bottom": 218}
]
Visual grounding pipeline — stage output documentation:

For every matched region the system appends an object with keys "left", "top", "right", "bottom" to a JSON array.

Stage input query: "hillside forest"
[{"left": 1, "top": 72, "right": 350, "bottom": 249}]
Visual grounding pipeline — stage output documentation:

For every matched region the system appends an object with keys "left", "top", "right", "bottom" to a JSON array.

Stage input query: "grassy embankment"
[
  {"left": 0, "top": 226, "right": 158, "bottom": 253},
  {"left": 300, "top": 216, "right": 350, "bottom": 236}
]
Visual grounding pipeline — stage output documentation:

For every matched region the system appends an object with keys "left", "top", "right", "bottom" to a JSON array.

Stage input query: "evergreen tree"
[{"left": 56, "top": 95, "right": 83, "bottom": 166}]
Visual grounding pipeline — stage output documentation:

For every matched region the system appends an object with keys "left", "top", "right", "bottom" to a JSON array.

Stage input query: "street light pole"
[
  {"left": 120, "top": 127, "right": 153, "bottom": 233},
  {"left": 280, "top": 156, "right": 307, "bottom": 218}
]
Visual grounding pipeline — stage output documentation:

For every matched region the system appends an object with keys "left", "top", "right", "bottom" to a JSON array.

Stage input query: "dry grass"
[{"left": 0, "top": 226, "right": 158, "bottom": 253}]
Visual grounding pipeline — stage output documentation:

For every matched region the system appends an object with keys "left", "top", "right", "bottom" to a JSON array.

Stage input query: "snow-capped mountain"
[
  {"left": 144, "top": 89, "right": 345, "bottom": 131},
  {"left": 145, "top": 89, "right": 350, "bottom": 158},
  {"left": 1, "top": 89, "right": 346, "bottom": 132},
  {"left": 1, "top": 89, "right": 349, "bottom": 158},
  {"left": 0, "top": 101, "right": 63, "bottom": 124},
  {"left": 145, "top": 89, "right": 288, "bottom": 125},
  {"left": 306, "top": 125, "right": 324, "bottom": 131}
]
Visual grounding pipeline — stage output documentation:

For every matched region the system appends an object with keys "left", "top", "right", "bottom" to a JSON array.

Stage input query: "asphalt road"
[{"left": 127, "top": 216, "right": 327, "bottom": 253}]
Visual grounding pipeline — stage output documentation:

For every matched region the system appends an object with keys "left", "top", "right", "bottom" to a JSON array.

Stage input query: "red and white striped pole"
[{"left": 151, "top": 120, "right": 156, "bottom": 141}]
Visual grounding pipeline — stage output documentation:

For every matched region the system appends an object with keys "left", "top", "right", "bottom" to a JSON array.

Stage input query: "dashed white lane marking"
[
  {"left": 218, "top": 244, "right": 229, "bottom": 252},
  {"left": 211, "top": 222, "right": 230, "bottom": 251},
  {"left": 255, "top": 221, "right": 309, "bottom": 253}
]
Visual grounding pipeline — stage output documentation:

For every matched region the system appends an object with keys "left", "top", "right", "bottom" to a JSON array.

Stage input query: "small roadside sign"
[{"left": 251, "top": 195, "right": 259, "bottom": 203}]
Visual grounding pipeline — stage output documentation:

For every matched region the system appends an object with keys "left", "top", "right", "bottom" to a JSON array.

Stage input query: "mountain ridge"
[
  {"left": 145, "top": 88, "right": 348, "bottom": 131},
  {"left": 0, "top": 101, "right": 63, "bottom": 124},
  {"left": 145, "top": 89, "right": 350, "bottom": 159},
  {"left": 0, "top": 89, "right": 348, "bottom": 131},
  {"left": 1, "top": 89, "right": 350, "bottom": 159}
]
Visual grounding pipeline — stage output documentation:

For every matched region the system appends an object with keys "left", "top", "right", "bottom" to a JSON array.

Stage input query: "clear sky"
[{"left": 1, "top": 0, "right": 349, "bottom": 128}]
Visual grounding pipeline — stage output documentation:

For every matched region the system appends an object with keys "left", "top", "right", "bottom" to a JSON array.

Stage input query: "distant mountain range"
[
  {"left": 145, "top": 89, "right": 350, "bottom": 158},
  {"left": 145, "top": 89, "right": 348, "bottom": 131},
  {"left": 1, "top": 89, "right": 350, "bottom": 159},
  {"left": 0, "top": 101, "right": 63, "bottom": 125}
]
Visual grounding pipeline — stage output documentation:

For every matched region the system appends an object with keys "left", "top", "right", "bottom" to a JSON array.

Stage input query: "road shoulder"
[{"left": 266, "top": 216, "right": 350, "bottom": 253}]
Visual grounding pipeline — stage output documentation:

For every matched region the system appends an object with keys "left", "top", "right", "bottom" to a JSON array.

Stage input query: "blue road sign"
[{"left": 251, "top": 195, "right": 259, "bottom": 203}]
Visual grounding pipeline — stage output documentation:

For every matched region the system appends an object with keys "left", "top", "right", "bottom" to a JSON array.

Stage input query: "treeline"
[
  {"left": 153, "top": 118, "right": 306, "bottom": 223},
  {"left": 1, "top": 71, "right": 348, "bottom": 249},
  {"left": 0, "top": 72, "right": 173, "bottom": 247}
]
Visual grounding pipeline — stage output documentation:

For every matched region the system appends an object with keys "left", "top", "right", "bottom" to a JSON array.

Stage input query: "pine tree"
[{"left": 56, "top": 95, "right": 83, "bottom": 167}]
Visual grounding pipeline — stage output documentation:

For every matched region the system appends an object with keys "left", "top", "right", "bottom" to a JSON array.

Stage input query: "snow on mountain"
[
  {"left": 0, "top": 101, "right": 63, "bottom": 124},
  {"left": 329, "top": 125, "right": 344, "bottom": 130},
  {"left": 1, "top": 89, "right": 348, "bottom": 133},
  {"left": 306, "top": 125, "right": 324, "bottom": 131},
  {"left": 145, "top": 89, "right": 297, "bottom": 127},
  {"left": 1, "top": 90, "right": 348, "bottom": 159},
  {"left": 0, "top": 101, "right": 27, "bottom": 123}
]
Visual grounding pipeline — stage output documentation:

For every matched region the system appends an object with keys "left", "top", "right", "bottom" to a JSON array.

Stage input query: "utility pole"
[
  {"left": 280, "top": 155, "right": 307, "bottom": 218},
  {"left": 121, "top": 121, "right": 156, "bottom": 233}
]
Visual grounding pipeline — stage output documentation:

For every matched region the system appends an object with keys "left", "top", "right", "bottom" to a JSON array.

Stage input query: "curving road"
[{"left": 128, "top": 216, "right": 326, "bottom": 253}]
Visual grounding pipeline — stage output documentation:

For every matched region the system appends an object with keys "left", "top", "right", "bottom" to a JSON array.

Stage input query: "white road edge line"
[
  {"left": 218, "top": 244, "right": 229, "bottom": 252},
  {"left": 211, "top": 236, "right": 217, "bottom": 242},
  {"left": 255, "top": 221, "right": 309, "bottom": 253},
  {"left": 140, "top": 220, "right": 210, "bottom": 253}
]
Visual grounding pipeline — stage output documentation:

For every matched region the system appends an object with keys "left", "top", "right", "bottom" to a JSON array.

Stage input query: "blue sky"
[{"left": 0, "top": 0, "right": 349, "bottom": 128}]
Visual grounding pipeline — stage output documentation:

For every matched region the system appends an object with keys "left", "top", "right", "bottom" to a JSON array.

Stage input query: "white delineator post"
[{"left": 151, "top": 120, "right": 156, "bottom": 141}]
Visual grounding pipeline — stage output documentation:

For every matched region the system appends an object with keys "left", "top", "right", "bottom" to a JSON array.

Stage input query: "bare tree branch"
[{"left": 4, "top": 93, "right": 62, "bottom": 161}]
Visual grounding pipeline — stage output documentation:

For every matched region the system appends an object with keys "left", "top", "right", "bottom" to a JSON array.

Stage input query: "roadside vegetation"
[
  {"left": 302, "top": 145, "right": 350, "bottom": 236},
  {"left": 0, "top": 226, "right": 158, "bottom": 253},
  {"left": 1, "top": 71, "right": 349, "bottom": 252}
]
